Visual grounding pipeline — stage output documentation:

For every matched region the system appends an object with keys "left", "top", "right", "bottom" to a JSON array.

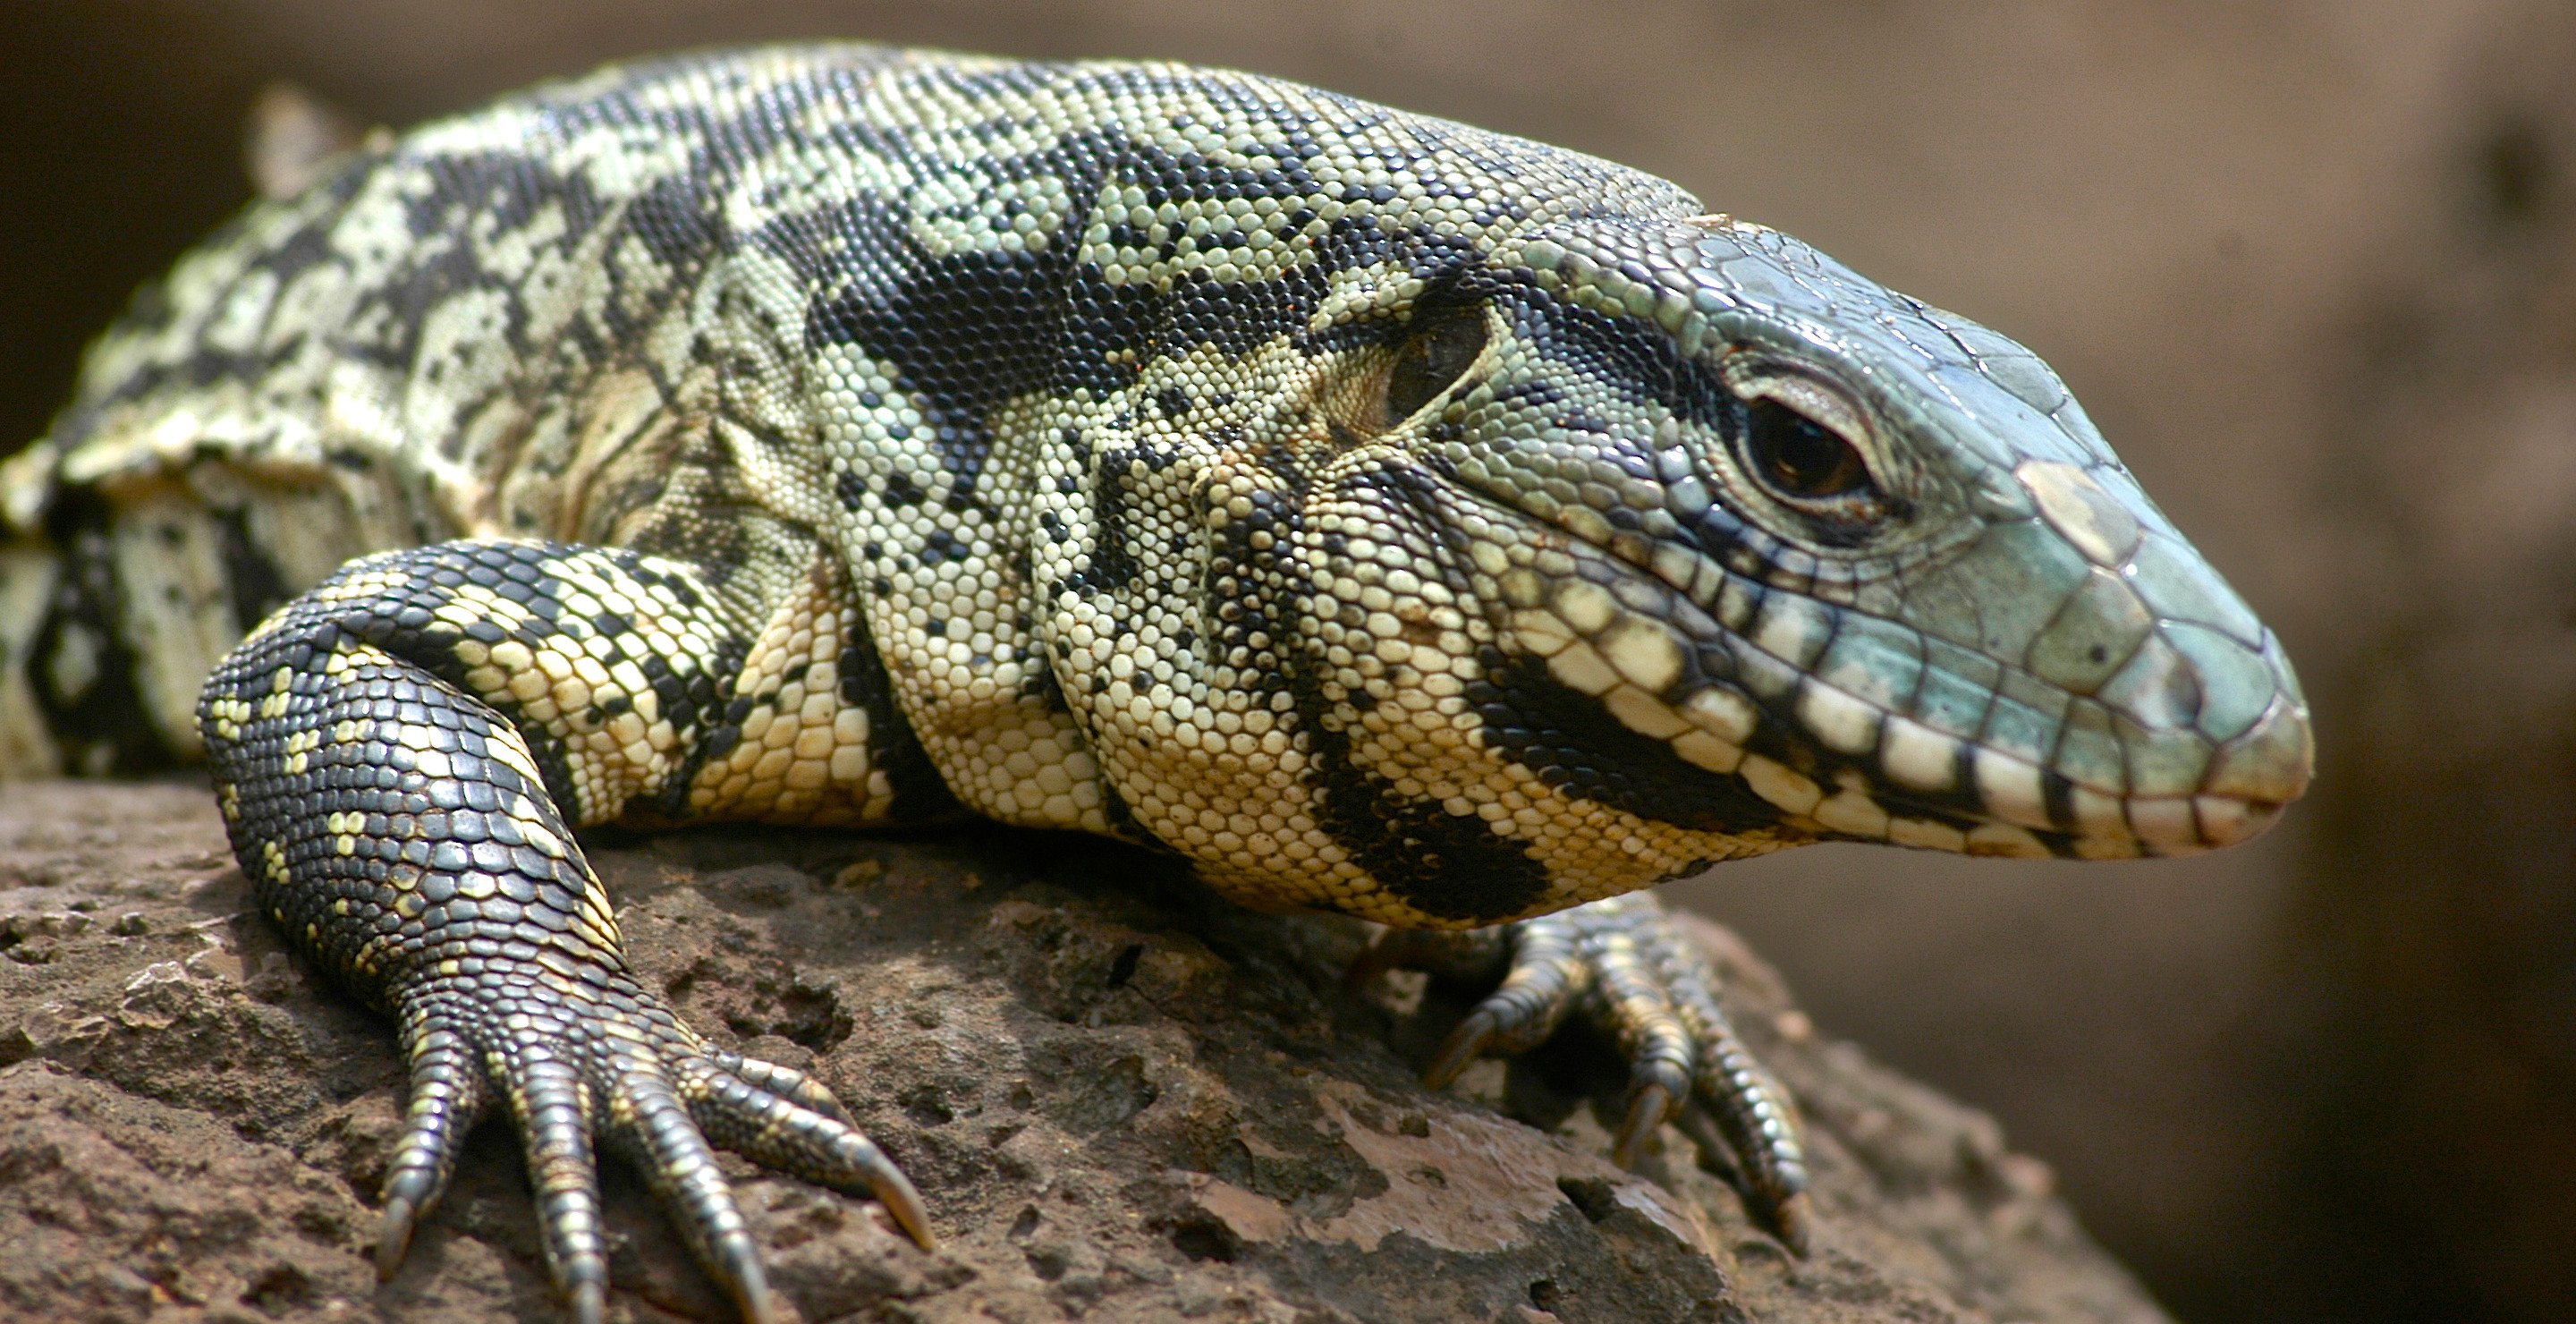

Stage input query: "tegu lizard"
[{"left": 0, "top": 44, "right": 2313, "bottom": 1324}]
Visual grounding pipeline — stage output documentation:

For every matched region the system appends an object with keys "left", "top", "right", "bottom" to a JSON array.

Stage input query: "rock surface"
[{"left": 0, "top": 779, "right": 2170, "bottom": 1324}]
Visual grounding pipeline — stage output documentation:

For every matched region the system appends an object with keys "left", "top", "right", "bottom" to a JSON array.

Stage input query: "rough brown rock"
[{"left": 0, "top": 779, "right": 2168, "bottom": 1324}]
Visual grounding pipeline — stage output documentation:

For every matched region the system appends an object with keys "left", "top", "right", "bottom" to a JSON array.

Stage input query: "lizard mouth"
[{"left": 1457, "top": 492, "right": 2312, "bottom": 860}]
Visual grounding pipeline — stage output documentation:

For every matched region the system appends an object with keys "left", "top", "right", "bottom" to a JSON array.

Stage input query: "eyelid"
[{"left": 1722, "top": 361, "right": 1873, "bottom": 450}]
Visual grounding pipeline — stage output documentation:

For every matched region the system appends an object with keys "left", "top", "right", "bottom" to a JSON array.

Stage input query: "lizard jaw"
[{"left": 1486, "top": 519, "right": 2311, "bottom": 861}]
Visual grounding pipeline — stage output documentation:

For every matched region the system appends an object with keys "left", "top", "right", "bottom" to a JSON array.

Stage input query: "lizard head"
[
  {"left": 1326, "top": 212, "right": 2312, "bottom": 874},
  {"left": 1022, "top": 98, "right": 2309, "bottom": 927}
]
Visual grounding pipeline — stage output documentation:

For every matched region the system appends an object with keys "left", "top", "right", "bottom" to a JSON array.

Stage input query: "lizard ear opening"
[{"left": 1381, "top": 307, "right": 1489, "bottom": 426}]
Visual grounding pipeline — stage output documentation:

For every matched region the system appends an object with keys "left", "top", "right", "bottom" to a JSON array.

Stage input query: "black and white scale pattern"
[{"left": 0, "top": 44, "right": 2312, "bottom": 1323}]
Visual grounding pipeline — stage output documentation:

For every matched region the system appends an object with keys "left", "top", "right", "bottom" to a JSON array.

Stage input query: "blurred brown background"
[{"left": 4, "top": 3, "right": 2571, "bottom": 1320}]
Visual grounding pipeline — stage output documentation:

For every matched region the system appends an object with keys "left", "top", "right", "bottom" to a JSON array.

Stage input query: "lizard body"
[{"left": 0, "top": 45, "right": 2311, "bottom": 1322}]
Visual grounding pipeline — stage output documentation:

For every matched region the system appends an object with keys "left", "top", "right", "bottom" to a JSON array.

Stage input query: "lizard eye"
[
  {"left": 1722, "top": 361, "right": 1896, "bottom": 539},
  {"left": 1383, "top": 308, "right": 1488, "bottom": 424},
  {"left": 1744, "top": 399, "right": 1871, "bottom": 499}
]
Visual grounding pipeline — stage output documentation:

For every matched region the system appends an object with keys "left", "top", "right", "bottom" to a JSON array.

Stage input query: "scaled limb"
[
  {"left": 199, "top": 539, "right": 929, "bottom": 1324},
  {"left": 1359, "top": 892, "right": 1811, "bottom": 1252}
]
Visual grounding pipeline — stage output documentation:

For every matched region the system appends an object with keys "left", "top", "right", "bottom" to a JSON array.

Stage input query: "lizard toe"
[
  {"left": 679, "top": 1054, "right": 935, "bottom": 1248},
  {"left": 377, "top": 1015, "right": 489, "bottom": 1277},
  {"left": 699, "top": 1046, "right": 861, "bottom": 1128},
  {"left": 1383, "top": 892, "right": 1810, "bottom": 1254},
  {"left": 1638, "top": 919, "right": 1810, "bottom": 1253},
  {"left": 507, "top": 1048, "right": 614, "bottom": 1323},
  {"left": 1419, "top": 908, "right": 1590, "bottom": 1090},
  {"left": 390, "top": 964, "right": 932, "bottom": 1323},
  {"left": 1581, "top": 924, "right": 1698, "bottom": 1164},
  {"left": 606, "top": 1066, "right": 781, "bottom": 1324}
]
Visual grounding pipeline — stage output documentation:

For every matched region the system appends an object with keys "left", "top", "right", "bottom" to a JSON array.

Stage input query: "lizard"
[{"left": 0, "top": 43, "right": 2314, "bottom": 1324}]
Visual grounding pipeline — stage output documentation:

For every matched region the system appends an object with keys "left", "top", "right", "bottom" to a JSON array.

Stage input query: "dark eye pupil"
[
  {"left": 1385, "top": 310, "right": 1487, "bottom": 422},
  {"left": 1745, "top": 399, "right": 1868, "bottom": 498}
]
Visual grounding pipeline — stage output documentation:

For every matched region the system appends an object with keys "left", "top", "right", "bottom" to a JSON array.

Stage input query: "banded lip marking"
[
  {"left": 1494, "top": 535, "right": 2309, "bottom": 858},
  {"left": 1448, "top": 465, "right": 2309, "bottom": 858}
]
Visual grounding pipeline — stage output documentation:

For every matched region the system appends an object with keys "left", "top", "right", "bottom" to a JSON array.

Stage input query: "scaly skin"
[{"left": 0, "top": 45, "right": 2311, "bottom": 1322}]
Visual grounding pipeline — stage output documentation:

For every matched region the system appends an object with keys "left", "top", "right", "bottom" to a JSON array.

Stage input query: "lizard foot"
[
  {"left": 1355, "top": 891, "right": 1810, "bottom": 1253},
  {"left": 375, "top": 965, "right": 931, "bottom": 1324}
]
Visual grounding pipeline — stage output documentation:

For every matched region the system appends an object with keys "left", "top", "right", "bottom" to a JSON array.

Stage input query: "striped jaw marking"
[
  {"left": 1427, "top": 216, "right": 2312, "bottom": 864},
  {"left": 1484, "top": 513, "right": 2308, "bottom": 861}
]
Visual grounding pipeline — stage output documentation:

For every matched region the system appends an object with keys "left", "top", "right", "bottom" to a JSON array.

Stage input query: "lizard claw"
[
  {"left": 375, "top": 1194, "right": 421, "bottom": 1282},
  {"left": 1612, "top": 1081, "right": 1676, "bottom": 1167},
  {"left": 1425, "top": 1012, "right": 1502, "bottom": 1090},
  {"left": 1377, "top": 892, "right": 1811, "bottom": 1252},
  {"left": 1674, "top": 1108, "right": 1814, "bottom": 1255},
  {"left": 683, "top": 1053, "right": 936, "bottom": 1248},
  {"left": 385, "top": 963, "right": 925, "bottom": 1322}
]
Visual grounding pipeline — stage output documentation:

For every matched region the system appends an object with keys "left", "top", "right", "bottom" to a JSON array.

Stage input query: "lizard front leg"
[
  {"left": 199, "top": 538, "right": 928, "bottom": 1324},
  {"left": 1359, "top": 892, "right": 1811, "bottom": 1252}
]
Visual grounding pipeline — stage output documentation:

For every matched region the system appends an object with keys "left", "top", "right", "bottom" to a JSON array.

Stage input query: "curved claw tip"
[
  {"left": 875, "top": 1168, "right": 938, "bottom": 1251},
  {"left": 375, "top": 1197, "right": 417, "bottom": 1281},
  {"left": 1423, "top": 1016, "right": 1496, "bottom": 1090},
  {"left": 1612, "top": 1083, "right": 1674, "bottom": 1167},
  {"left": 1767, "top": 1190, "right": 1815, "bottom": 1259},
  {"left": 569, "top": 1280, "right": 606, "bottom": 1324}
]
